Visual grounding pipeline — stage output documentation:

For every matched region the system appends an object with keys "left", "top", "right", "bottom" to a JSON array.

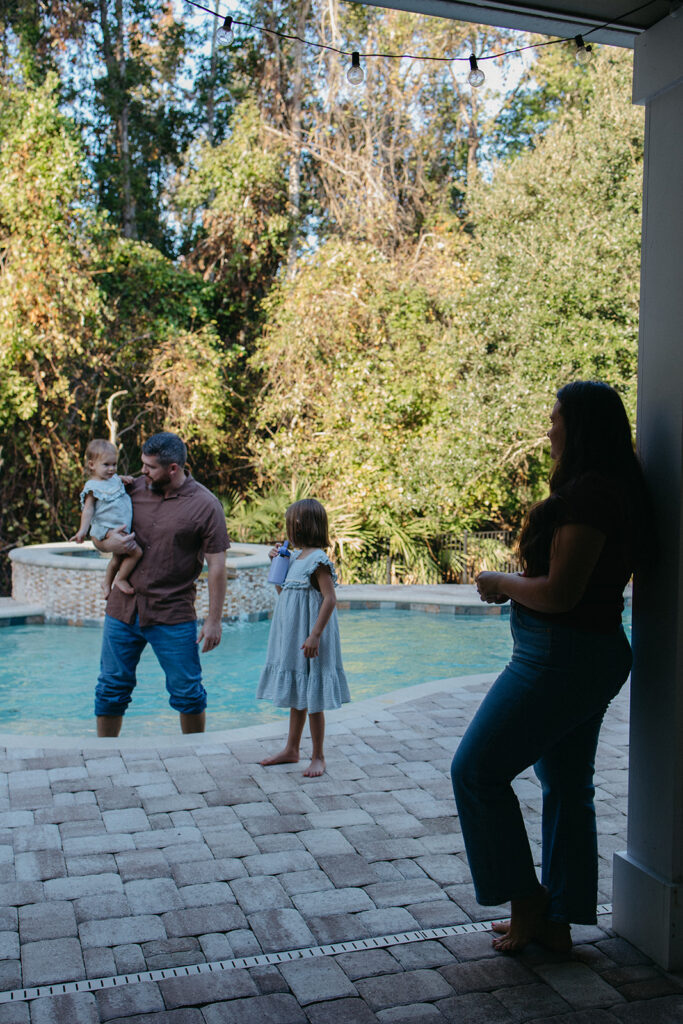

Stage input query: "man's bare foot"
[
  {"left": 260, "top": 748, "right": 299, "bottom": 767},
  {"left": 114, "top": 578, "right": 135, "bottom": 595},
  {"left": 490, "top": 886, "right": 571, "bottom": 953},
  {"left": 303, "top": 757, "right": 325, "bottom": 778}
]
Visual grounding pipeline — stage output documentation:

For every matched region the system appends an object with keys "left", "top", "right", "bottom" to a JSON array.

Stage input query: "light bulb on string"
[
  {"left": 467, "top": 54, "right": 485, "bottom": 88},
  {"left": 221, "top": 15, "right": 233, "bottom": 40},
  {"left": 346, "top": 51, "right": 364, "bottom": 85},
  {"left": 574, "top": 35, "right": 593, "bottom": 64}
]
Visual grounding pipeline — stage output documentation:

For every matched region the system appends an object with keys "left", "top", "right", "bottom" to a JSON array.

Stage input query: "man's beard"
[{"left": 149, "top": 473, "right": 171, "bottom": 494}]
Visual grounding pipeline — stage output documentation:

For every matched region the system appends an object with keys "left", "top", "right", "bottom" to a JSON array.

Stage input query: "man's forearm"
[{"left": 206, "top": 560, "right": 227, "bottom": 622}]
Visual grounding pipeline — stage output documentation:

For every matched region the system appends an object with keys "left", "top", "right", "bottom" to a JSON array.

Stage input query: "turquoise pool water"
[{"left": 0, "top": 608, "right": 632, "bottom": 736}]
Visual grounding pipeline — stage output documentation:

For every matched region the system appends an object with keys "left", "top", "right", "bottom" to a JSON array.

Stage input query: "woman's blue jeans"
[{"left": 451, "top": 603, "right": 632, "bottom": 924}]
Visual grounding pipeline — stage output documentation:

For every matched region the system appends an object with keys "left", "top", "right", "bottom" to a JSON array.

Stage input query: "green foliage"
[
  {"left": 91, "top": 233, "right": 250, "bottom": 474},
  {"left": 234, "top": 48, "right": 643, "bottom": 581},
  {"left": 0, "top": 76, "right": 247, "bottom": 589},
  {"left": 460, "top": 48, "right": 642, "bottom": 521},
  {"left": 0, "top": 21, "right": 645, "bottom": 593},
  {"left": 488, "top": 39, "right": 597, "bottom": 160},
  {"left": 174, "top": 99, "right": 290, "bottom": 305},
  {"left": 0, "top": 75, "right": 106, "bottom": 553},
  {"left": 88, "top": 0, "right": 195, "bottom": 253},
  {"left": 223, "top": 479, "right": 313, "bottom": 543}
]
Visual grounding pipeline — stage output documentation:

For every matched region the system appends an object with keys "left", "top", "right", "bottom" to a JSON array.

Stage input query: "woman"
[{"left": 451, "top": 381, "right": 650, "bottom": 953}]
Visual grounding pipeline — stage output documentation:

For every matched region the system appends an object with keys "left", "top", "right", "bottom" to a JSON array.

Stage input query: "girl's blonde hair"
[
  {"left": 285, "top": 499, "right": 330, "bottom": 549},
  {"left": 85, "top": 439, "right": 118, "bottom": 468}
]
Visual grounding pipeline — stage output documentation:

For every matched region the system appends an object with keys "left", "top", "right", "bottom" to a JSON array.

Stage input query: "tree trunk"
[
  {"left": 286, "top": 0, "right": 310, "bottom": 275},
  {"left": 206, "top": 0, "right": 221, "bottom": 142},
  {"left": 99, "top": 0, "right": 137, "bottom": 238}
]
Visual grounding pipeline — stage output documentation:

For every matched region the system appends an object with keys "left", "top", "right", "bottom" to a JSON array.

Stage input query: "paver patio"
[{"left": 1, "top": 587, "right": 681, "bottom": 1022}]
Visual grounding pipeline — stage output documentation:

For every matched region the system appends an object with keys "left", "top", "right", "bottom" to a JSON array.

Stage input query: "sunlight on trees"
[{"left": 0, "top": 1, "right": 643, "bottom": 586}]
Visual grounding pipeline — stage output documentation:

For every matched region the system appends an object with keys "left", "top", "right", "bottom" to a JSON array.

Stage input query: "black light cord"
[{"left": 184, "top": 0, "right": 659, "bottom": 63}]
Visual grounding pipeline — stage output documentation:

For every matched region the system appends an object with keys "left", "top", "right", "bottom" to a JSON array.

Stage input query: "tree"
[
  {"left": 459, "top": 48, "right": 643, "bottom": 521},
  {"left": 0, "top": 75, "right": 106, "bottom": 557}
]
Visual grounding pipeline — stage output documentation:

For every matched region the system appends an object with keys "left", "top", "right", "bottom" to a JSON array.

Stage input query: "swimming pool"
[{"left": 0, "top": 609, "right": 632, "bottom": 736}]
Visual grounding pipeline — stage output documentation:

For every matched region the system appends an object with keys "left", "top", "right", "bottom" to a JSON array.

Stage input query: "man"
[{"left": 95, "top": 432, "right": 229, "bottom": 737}]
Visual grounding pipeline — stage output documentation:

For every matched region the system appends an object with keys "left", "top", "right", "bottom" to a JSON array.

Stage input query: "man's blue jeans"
[
  {"left": 451, "top": 603, "right": 632, "bottom": 924},
  {"left": 95, "top": 614, "right": 207, "bottom": 717}
]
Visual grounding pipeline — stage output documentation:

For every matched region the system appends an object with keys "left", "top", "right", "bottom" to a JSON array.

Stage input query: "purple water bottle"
[{"left": 267, "top": 541, "right": 292, "bottom": 585}]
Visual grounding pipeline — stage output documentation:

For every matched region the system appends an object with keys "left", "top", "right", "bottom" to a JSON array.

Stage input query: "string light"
[
  {"left": 221, "top": 14, "right": 233, "bottom": 40},
  {"left": 467, "top": 54, "right": 486, "bottom": 88},
  {"left": 574, "top": 34, "right": 593, "bottom": 64},
  {"left": 185, "top": 0, "right": 659, "bottom": 88},
  {"left": 346, "top": 51, "right": 365, "bottom": 85}
]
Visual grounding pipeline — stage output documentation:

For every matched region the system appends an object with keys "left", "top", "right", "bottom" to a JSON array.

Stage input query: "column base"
[{"left": 613, "top": 851, "right": 683, "bottom": 969}]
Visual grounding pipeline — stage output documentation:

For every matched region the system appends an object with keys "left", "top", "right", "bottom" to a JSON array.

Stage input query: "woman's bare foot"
[
  {"left": 114, "top": 578, "right": 135, "bottom": 595},
  {"left": 303, "top": 757, "right": 325, "bottom": 778},
  {"left": 260, "top": 747, "right": 299, "bottom": 767},
  {"left": 491, "top": 886, "right": 570, "bottom": 953}
]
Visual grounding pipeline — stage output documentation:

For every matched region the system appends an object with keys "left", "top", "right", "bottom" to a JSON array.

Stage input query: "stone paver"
[
  {"left": 21, "top": 937, "right": 86, "bottom": 986},
  {"left": 0, "top": 651, "right": 671, "bottom": 1024},
  {"left": 278, "top": 958, "right": 358, "bottom": 1004},
  {"left": 356, "top": 969, "right": 455, "bottom": 1009}
]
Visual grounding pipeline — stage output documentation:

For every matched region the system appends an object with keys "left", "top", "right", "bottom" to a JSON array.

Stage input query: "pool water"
[{"left": 0, "top": 609, "right": 632, "bottom": 736}]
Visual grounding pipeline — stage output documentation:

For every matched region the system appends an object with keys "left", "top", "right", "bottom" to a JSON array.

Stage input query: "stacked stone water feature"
[{"left": 9, "top": 542, "right": 276, "bottom": 625}]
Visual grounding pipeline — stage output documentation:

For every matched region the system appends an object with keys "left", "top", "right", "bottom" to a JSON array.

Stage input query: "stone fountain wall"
[{"left": 9, "top": 543, "right": 276, "bottom": 626}]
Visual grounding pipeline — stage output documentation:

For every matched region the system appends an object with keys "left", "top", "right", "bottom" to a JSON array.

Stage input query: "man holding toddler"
[{"left": 95, "top": 432, "right": 229, "bottom": 737}]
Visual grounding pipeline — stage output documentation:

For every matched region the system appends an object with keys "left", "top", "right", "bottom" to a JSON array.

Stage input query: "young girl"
[
  {"left": 257, "top": 498, "right": 350, "bottom": 777},
  {"left": 70, "top": 439, "right": 143, "bottom": 597}
]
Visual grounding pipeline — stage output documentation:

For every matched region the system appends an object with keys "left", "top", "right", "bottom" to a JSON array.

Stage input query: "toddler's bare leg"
[
  {"left": 102, "top": 554, "right": 122, "bottom": 598},
  {"left": 113, "top": 544, "right": 143, "bottom": 595},
  {"left": 304, "top": 711, "right": 325, "bottom": 777},
  {"left": 94, "top": 533, "right": 121, "bottom": 554},
  {"left": 260, "top": 708, "right": 307, "bottom": 766}
]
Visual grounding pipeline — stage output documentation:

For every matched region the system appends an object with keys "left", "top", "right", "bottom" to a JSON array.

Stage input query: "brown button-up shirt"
[{"left": 106, "top": 474, "right": 230, "bottom": 628}]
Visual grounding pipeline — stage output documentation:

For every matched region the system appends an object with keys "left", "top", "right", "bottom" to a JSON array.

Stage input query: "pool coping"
[
  {"left": 0, "top": 583, "right": 500, "bottom": 626},
  {"left": 7, "top": 540, "right": 272, "bottom": 571}
]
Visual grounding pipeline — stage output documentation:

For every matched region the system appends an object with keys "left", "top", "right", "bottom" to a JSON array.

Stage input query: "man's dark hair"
[{"left": 142, "top": 432, "right": 187, "bottom": 468}]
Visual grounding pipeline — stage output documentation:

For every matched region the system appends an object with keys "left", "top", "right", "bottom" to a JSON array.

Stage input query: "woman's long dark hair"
[
  {"left": 519, "top": 381, "right": 651, "bottom": 575},
  {"left": 550, "top": 381, "right": 641, "bottom": 492}
]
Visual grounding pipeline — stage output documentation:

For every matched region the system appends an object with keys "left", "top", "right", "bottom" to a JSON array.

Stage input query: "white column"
[{"left": 612, "top": 13, "right": 683, "bottom": 970}]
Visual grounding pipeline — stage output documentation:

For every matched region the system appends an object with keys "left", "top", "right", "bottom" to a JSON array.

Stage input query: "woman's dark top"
[{"left": 524, "top": 472, "right": 634, "bottom": 634}]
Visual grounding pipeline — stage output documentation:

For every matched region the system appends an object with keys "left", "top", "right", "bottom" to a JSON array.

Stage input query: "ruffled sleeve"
[
  {"left": 303, "top": 551, "right": 339, "bottom": 587},
  {"left": 283, "top": 549, "right": 339, "bottom": 590},
  {"left": 79, "top": 475, "right": 125, "bottom": 509}
]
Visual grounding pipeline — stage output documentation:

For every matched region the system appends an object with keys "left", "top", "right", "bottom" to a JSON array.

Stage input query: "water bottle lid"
[{"left": 279, "top": 540, "right": 291, "bottom": 557}]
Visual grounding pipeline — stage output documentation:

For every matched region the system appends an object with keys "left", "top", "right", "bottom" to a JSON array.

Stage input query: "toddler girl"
[
  {"left": 257, "top": 498, "right": 350, "bottom": 777},
  {"left": 71, "top": 439, "right": 142, "bottom": 597}
]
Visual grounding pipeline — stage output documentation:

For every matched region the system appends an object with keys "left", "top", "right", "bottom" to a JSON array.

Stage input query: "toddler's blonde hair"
[{"left": 85, "top": 439, "right": 118, "bottom": 469}]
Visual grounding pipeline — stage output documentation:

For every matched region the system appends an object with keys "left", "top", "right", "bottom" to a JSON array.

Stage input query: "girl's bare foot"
[
  {"left": 260, "top": 747, "right": 299, "bottom": 767},
  {"left": 303, "top": 757, "right": 325, "bottom": 778},
  {"left": 490, "top": 886, "right": 571, "bottom": 953},
  {"left": 114, "top": 578, "right": 135, "bottom": 595},
  {"left": 101, "top": 580, "right": 112, "bottom": 599}
]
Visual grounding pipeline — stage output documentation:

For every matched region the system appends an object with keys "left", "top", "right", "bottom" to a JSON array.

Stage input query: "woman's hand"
[{"left": 476, "top": 571, "right": 509, "bottom": 604}]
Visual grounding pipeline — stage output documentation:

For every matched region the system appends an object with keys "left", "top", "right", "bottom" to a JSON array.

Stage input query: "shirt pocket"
[{"left": 172, "top": 516, "right": 203, "bottom": 553}]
